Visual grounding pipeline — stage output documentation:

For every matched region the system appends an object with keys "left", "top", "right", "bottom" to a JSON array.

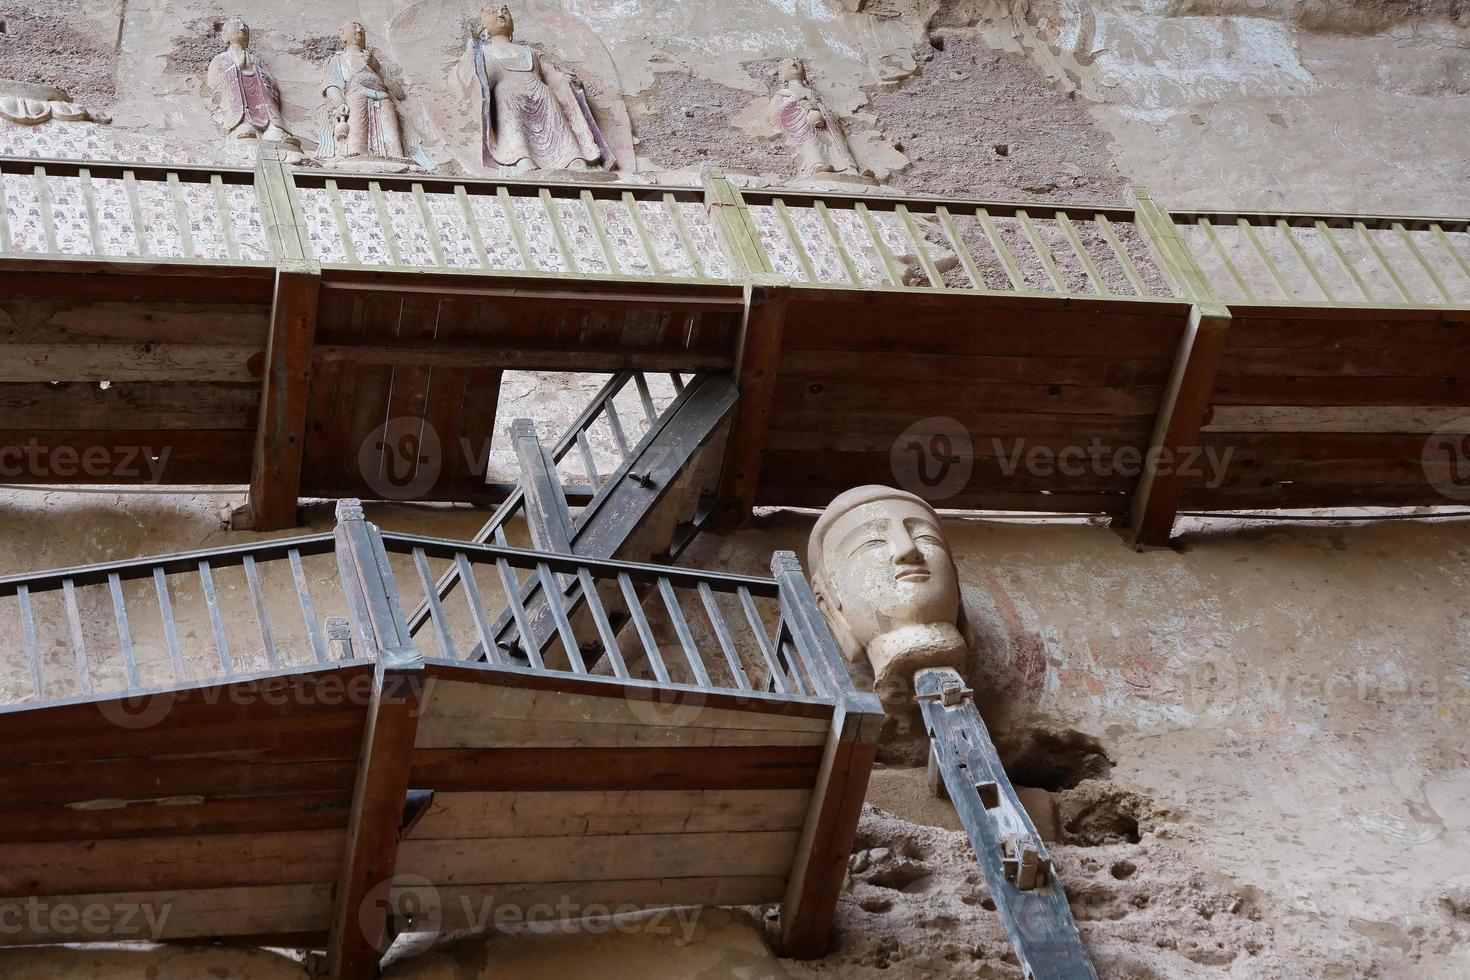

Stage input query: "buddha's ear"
[{"left": 812, "top": 573, "right": 862, "bottom": 663}]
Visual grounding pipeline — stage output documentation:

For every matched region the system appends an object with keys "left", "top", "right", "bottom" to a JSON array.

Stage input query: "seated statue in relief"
[
  {"left": 810, "top": 486, "right": 967, "bottom": 704},
  {"left": 206, "top": 18, "right": 299, "bottom": 147},
  {"left": 454, "top": 5, "right": 614, "bottom": 175},
  {"left": 0, "top": 80, "right": 109, "bottom": 126}
]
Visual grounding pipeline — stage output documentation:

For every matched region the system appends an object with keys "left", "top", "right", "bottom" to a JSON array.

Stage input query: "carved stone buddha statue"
[
  {"left": 454, "top": 5, "right": 614, "bottom": 174},
  {"left": 206, "top": 19, "right": 298, "bottom": 147},
  {"left": 810, "top": 486, "right": 967, "bottom": 704},
  {"left": 770, "top": 58, "right": 866, "bottom": 179},
  {"left": 317, "top": 21, "right": 409, "bottom": 165}
]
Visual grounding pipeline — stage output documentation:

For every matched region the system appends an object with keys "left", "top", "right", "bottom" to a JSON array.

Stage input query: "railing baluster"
[
  {"left": 1395, "top": 222, "right": 1451, "bottom": 302},
  {"left": 623, "top": 191, "right": 664, "bottom": 276},
  {"left": 61, "top": 577, "right": 93, "bottom": 695},
  {"left": 1198, "top": 218, "right": 1255, "bottom": 299},
  {"left": 498, "top": 187, "right": 534, "bottom": 270},
  {"left": 604, "top": 399, "right": 632, "bottom": 459},
  {"left": 936, "top": 205, "right": 985, "bottom": 291},
  {"left": 633, "top": 372, "right": 657, "bottom": 424},
  {"left": 326, "top": 178, "right": 359, "bottom": 265},
  {"left": 897, "top": 204, "right": 944, "bottom": 289},
  {"left": 288, "top": 548, "right": 328, "bottom": 665},
  {"left": 738, "top": 585, "right": 789, "bottom": 695},
  {"left": 123, "top": 169, "right": 149, "bottom": 257},
  {"left": 455, "top": 552, "right": 503, "bottom": 666},
  {"left": 815, "top": 200, "right": 860, "bottom": 284},
  {"left": 1431, "top": 223, "right": 1470, "bottom": 288},
  {"left": 698, "top": 583, "right": 751, "bottom": 691},
  {"left": 579, "top": 569, "right": 629, "bottom": 679},
  {"left": 369, "top": 180, "right": 403, "bottom": 266},
  {"left": 1277, "top": 219, "right": 1334, "bottom": 301},
  {"left": 107, "top": 571, "right": 141, "bottom": 689},
  {"left": 413, "top": 183, "right": 446, "bottom": 267},
  {"left": 16, "top": 584, "right": 43, "bottom": 700},
  {"left": 619, "top": 571, "right": 670, "bottom": 683},
  {"left": 167, "top": 172, "right": 195, "bottom": 258},
  {"left": 657, "top": 578, "right": 710, "bottom": 686},
  {"left": 1316, "top": 220, "right": 1374, "bottom": 300},
  {"left": 574, "top": 429, "right": 600, "bottom": 488},
  {"left": 33, "top": 166, "right": 57, "bottom": 253},
  {"left": 778, "top": 631, "right": 812, "bottom": 697},
  {"left": 1056, "top": 212, "right": 1108, "bottom": 295},
  {"left": 583, "top": 190, "right": 621, "bottom": 274},
  {"left": 197, "top": 559, "right": 234, "bottom": 678},
  {"left": 0, "top": 170, "right": 12, "bottom": 252},
  {"left": 856, "top": 202, "right": 903, "bottom": 285},
  {"left": 540, "top": 188, "right": 578, "bottom": 274},
  {"left": 1016, "top": 209, "right": 1065, "bottom": 291},
  {"left": 455, "top": 185, "right": 491, "bottom": 269},
  {"left": 1238, "top": 218, "right": 1293, "bottom": 299},
  {"left": 153, "top": 567, "right": 186, "bottom": 682},
  {"left": 538, "top": 562, "right": 586, "bottom": 673},
  {"left": 241, "top": 555, "right": 280, "bottom": 670},
  {"left": 412, "top": 547, "right": 458, "bottom": 660},
  {"left": 665, "top": 192, "right": 704, "bottom": 278},
  {"left": 79, "top": 167, "right": 101, "bottom": 256},
  {"left": 1094, "top": 214, "right": 1148, "bottom": 295},
  {"left": 212, "top": 174, "right": 240, "bottom": 261},
  {"left": 487, "top": 532, "right": 543, "bottom": 670},
  {"left": 1356, "top": 220, "right": 1413, "bottom": 301},
  {"left": 976, "top": 208, "right": 1024, "bottom": 290},
  {"left": 774, "top": 198, "right": 818, "bottom": 283},
  {"left": 669, "top": 372, "right": 685, "bottom": 394}
]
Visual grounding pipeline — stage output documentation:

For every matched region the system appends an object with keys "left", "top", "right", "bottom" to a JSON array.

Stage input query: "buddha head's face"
[
  {"left": 341, "top": 21, "right": 366, "bottom": 49},
  {"left": 482, "top": 5, "right": 514, "bottom": 38},
  {"left": 224, "top": 18, "right": 250, "bottom": 48},
  {"left": 810, "top": 487, "right": 960, "bottom": 657},
  {"left": 780, "top": 59, "right": 806, "bottom": 83}
]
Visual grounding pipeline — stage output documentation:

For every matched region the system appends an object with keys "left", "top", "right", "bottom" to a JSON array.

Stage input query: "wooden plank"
[
  {"left": 0, "top": 830, "right": 345, "bottom": 897},
  {"left": 368, "top": 181, "right": 403, "bottom": 267},
  {"left": 414, "top": 714, "right": 826, "bottom": 750},
  {"left": 778, "top": 349, "right": 1171, "bottom": 387},
  {"left": 79, "top": 167, "right": 102, "bottom": 257},
  {"left": 0, "top": 171, "right": 11, "bottom": 252},
  {"left": 0, "top": 381, "right": 259, "bottom": 430},
  {"left": 624, "top": 192, "right": 664, "bottom": 276},
  {"left": 1127, "top": 302, "right": 1232, "bottom": 547},
  {"left": 413, "top": 183, "right": 445, "bottom": 267},
  {"left": 406, "top": 789, "right": 810, "bottom": 840},
  {"left": 1056, "top": 212, "right": 1107, "bottom": 294},
  {"left": 0, "top": 792, "right": 353, "bottom": 843},
  {"left": 1203, "top": 404, "right": 1470, "bottom": 433},
  {"left": 715, "top": 283, "right": 789, "bottom": 529},
  {"left": 1094, "top": 214, "right": 1149, "bottom": 295},
  {"left": 326, "top": 179, "right": 359, "bottom": 265},
  {"left": 32, "top": 167, "right": 56, "bottom": 253},
  {"left": 16, "top": 584, "right": 43, "bottom": 700},
  {"left": 213, "top": 174, "right": 240, "bottom": 260},
  {"left": 168, "top": 172, "right": 195, "bottom": 259},
  {"left": 584, "top": 190, "right": 621, "bottom": 274},
  {"left": 107, "top": 571, "right": 141, "bottom": 689},
  {"left": 1016, "top": 210, "right": 1065, "bottom": 291},
  {"left": 775, "top": 198, "right": 819, "bottom": 283},
  {"left": 1316, "top": 220, "right": 1375, "bottom": 300},
  {"left": 410, "top": 744, "right": 825, "bottom": 792},
  {"left": 327, "top": 664, "right": 424, "bottom": 980},
  {"left": 61, "top": 578, "right": 92, "bottom": 696},
  {"left": 702, "top": 170, "right": 773, "bottom": 275},
  {"left": 498, "top": 187, "right": 534, "bottom": 270},
  {"left": 455, "top": 185, "right": 490, "bottom": 269},
  {"left": 1396, "top": 222, "right": 1452, "bottom": 302},
  {"left": 541, "top": 188, "right": 578, "bottom": 274},
  {"left": 0, "top": 343, "right": 260, "bottom": 383},
  {"left": 665, "top": 192, "right": 705, "bottom": 279},
  {"left": 1198, "top": 218, "right": 1255, "bottom": 299},
  {"left": 248, "top": 269, "right": 321, "bottom": 529},
  {"left": 1356, "top": 220, "right": 1414, "bottom": 301},
  {"left": 1238, "top": 217, "right": 1292, "bottom": 298},
  {"left": 1278, "top": 219, "right": 1334, "bottom": 301},
  {"left": 396, "top": 830, "right": 799, "bottom": 885},
  {"left": 856, "top": 202, "right": 902, "bottom": 285}
]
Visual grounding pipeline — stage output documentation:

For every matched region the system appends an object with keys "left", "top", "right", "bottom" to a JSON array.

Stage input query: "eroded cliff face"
[{"left": 0, "top": 2, "right": 1468, "bottom": 978}]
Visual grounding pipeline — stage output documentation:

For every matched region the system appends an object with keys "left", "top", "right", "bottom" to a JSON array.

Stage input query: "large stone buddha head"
[
  {"left": 482, "top": 5, "right": 515, "bottom": 40},
  {"left": 810, "top": 486, "right": 966, "bottom": 704}
]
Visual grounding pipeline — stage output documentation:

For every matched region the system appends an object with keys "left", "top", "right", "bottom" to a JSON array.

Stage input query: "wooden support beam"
[
  {"left": 1125, "top": 301, "right": 1232, "bottom": 548},
  {"left": 327, "top": 499, "right": 424, "bottom": 980},
  {"left": 702, "top": 169, "right": 774, "bottom": 277},
  {"left": 250, "top": 148, "right": 320, "bottom": 531},
  {"left": 714, "top": 280, "right": 790, "bottom": 531},
  {"left": 1130, "top": 187, "right": 1215, "bottom": 302}
]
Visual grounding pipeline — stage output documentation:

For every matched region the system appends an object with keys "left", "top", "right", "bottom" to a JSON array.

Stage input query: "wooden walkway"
[
  {"left": 0, "top": 501, "right": 883, "bottom": 972},
  {"left": 3, "top": 153, "right": 1470, "bottom": 543}
]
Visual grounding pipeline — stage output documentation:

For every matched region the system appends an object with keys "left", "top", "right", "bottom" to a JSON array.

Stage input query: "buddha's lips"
[{"left": 895, "top": 568, "right": 930, "bottom": 583}]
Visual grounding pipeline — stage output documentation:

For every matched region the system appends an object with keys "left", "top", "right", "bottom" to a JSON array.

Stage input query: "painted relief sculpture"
[
  {"left": 207, "top": 19, "right": 299, "bottom": 147},
  {"left": 770, "top": 59, "right": 866, "bottom": 179},
  {"left": 317, "top": 21, "right": 418, "bottom": 170},
  {"left": 455, "top": 5, "right": 614, "bottom": 174},
  {"left": 810, "top": 486, "right": 966, "bottom": 704},
  {"left": 0, "top": 80, "right": 110, "bottom": 126}
]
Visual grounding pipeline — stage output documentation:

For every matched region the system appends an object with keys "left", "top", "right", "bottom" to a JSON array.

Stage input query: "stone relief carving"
[
  {"left": 316, "top": 21, "right": 426, "bottom": 172},
  {"left": 206, "top": 18, "right": 299, "bottom": 148},
  {"left": 770, "top": 59, "right": 870, "bottom": 181},
  {"left": 454, "top": 5, "right": 615, "bottom": 174},
  {"left": 810, "top": 486, "right": 966, "bottom": 704},
  {"left": 0, "top": 80, "right": 110, "bottom": 126}
]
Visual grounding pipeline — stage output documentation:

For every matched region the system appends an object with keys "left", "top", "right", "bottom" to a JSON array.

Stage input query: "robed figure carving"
[
  {"left": 206, "top": 19, "right": 298, "bottom": 147},
  {"left": 455, "top": 5, "right": 613, "bottom": 174},
  {"left": 318, "top": 21, "right": 408, "bottom": 163},
  {"left": 770, "top": 59, "right": 865, "bottom": 178}
]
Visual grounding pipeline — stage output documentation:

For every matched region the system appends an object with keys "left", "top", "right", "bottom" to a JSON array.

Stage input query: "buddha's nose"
[{"left": 890, "top": 524, "right": 923, "bottom": 565}]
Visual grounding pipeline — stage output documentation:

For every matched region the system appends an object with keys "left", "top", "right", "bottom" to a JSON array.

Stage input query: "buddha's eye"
[{"left": 849, "top": 537, "right": 886, "bottom": 557}]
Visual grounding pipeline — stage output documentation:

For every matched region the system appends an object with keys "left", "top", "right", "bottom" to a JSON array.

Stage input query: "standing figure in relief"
[
  {"left": 318, "top": 21, "right": 408, "bottom": 163},
  {"left": 770, "top": 58, "right": 865, "bottom": 178},
  {"left": 455, "top": 5, "right": 614, "bottom": 174},
  {"left": 207, "top": 18, "right": 299, "bottom": 147}
]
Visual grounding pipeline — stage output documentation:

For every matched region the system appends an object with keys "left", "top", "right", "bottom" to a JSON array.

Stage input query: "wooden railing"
[
  {"left": 4, "top": 153, "right": 1468, "bottom": 307},
  {"left": 0, "top": 499, "right": 853, "bottom": 707}
]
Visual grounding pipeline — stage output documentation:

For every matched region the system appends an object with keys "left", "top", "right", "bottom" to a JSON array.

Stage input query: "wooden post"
[
  {"left": 327, "top": 499, "right": 424, "bottom": 980},
  {"left": 702, "top": 168, "right": 774, "bottom": 277},
  {"left": 1125, "top": 302, "right": 1232, "bottom": 548},
  {"left": 1130, "top": 186, "right": 1214, "bottom": 302},
  {"left": 770, "top": 552, "right": 884, "bottom": 958},
  {"left": 249, "top": 147, "right": 321, "bottom": 531},
  {"left": 714, "top": 278, "right": 790, "bottom": 531}
]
